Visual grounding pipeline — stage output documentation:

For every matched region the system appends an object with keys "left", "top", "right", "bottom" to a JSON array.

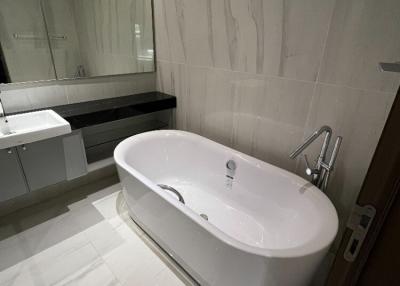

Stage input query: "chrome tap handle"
[
  {"left": 304, "top": 154, "right": 319, "bottom": 176},
  {"left": 328, "top": 136, "right": 342, "bottom": 169},
  {"left": 0, "top": 98, "right": 5, "bottom": 117}
]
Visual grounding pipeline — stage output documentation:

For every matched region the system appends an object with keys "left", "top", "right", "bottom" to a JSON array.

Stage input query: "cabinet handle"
[
  {"left": 22, "top": 145, "right": 27, "bottom": 151},
  {"left": 7, "top": 148, "right": 12, "bottom": 154}
]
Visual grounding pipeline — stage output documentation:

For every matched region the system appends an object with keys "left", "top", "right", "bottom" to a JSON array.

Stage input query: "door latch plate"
[{"left": 344, "top": 204, "right": 376, "bottom": 262}]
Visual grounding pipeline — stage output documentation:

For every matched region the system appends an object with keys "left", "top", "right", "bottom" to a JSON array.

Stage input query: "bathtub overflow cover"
[{"left": 200, "top": 214, "right": 208, "bottom": 221}]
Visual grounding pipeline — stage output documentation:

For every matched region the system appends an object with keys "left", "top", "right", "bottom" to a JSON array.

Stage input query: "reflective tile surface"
[{"left": 0, "top": 180, "right": 196, "bottom": 286}]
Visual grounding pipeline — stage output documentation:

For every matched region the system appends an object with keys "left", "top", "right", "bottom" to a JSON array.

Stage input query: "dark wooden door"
[
  {"left": 326, "top": 86, "right": 400, "bottom": 285},
  {"left": 356, "top": 192, "right": 400, "bottom": 285}
]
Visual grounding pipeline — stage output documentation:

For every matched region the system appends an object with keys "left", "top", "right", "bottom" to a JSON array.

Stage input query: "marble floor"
[{"left": 0, "top": 177, "right": 196, "bottom": 286}]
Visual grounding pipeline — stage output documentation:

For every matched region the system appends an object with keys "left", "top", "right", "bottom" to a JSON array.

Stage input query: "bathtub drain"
[{"left": 200, "top": 213, "right": 208, "bottom": 221}]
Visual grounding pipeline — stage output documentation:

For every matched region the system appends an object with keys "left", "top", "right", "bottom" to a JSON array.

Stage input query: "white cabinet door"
[
  {"left": 18, "top": 137, "right": 67, "bottom": 191},
  {"left": 0, "top": 148, "right": 29, "bottom": 202}
]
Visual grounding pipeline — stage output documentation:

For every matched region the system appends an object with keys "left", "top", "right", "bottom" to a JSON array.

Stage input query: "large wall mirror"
[{"left": 0, "top": 0, "right": 154, "bottom": 83}]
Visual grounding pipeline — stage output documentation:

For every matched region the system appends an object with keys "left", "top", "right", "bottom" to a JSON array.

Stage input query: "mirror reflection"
[{"left": 0, "top": 0, "right": 155, "bottom": 83}]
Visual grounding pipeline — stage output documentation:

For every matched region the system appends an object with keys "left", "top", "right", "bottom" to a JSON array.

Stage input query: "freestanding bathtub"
[{"left": 114, "top": 130, "right": 338, "bottom": 286}]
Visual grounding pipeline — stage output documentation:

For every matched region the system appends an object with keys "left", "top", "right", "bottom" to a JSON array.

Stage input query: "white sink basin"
[{"left": 0, "top": 110, "right": 71, "bottom": 149}]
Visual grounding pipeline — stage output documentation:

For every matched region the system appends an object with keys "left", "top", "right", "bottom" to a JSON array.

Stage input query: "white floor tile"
[
  {"left": 37, "top": 243, "right": 99, "bottom": 285},
  {"left": 92, "top": 190, "right": 126, "bottom": 221},
  {"left": 0, "top": 242, "right": 99, "bottom": 286},
  {"left": 153, "top": 268, "right": 186, "bottom": 286},
  {"left": 0, "top": 235, "right": 30, "bottom": 272},
  {"left": 82, "top": 221, "right": 125, "bottom": 256},
  {"left": 103, "top": 238, "right": 166, "bottom": 285},
  {"left": 0, "top": 182, "right": 192, "bottom": 286},
  {"left": 18, "top": 213, "right": 85, "bottom": 257},
  {"left": 107, "top": 212, "right": 129, "bottom": 229},
  {"left": 69, "top": 204, "right": 106, "bottom": 231},
  {"left": 0, "top": 266, "right": 39, "bottom": 286},
  {"left": 114, "top": 221, "right": 144, "bottom": 242},
  {"left": 87, "top": 184, "right": 122, "bottom": 205},
  {"left": 54, "top": 258, "right": 119, "bottom": 286}
]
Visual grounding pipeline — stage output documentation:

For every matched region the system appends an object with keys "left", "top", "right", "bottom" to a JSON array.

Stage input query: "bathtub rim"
[{"left": 114, "top": 130, "right": 339, "bottom": 259}]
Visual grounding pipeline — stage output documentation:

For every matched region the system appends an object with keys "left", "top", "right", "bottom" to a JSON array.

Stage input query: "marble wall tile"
[
  {"left": 130, "top": 72, "right": 158, "bottom": 94},
  {"left": 213, "top": 0, "right": 335, "bottom": 80},
  {"left": 153, "top": 0, "right": 186, "bottom": 63},
  {"left": 153, "top": 0, "right": 169, "bottom": 62},
  {"left": 251, "top": 77, "right": 315, "bottom": 172},
  {"left": 62, "top": 82, "right": 116, "bottom": 104},
  {"left": 64, "top": 73, "right": 156, "bottom": 104},
  {"left": 156, "top": 61, "right": 174, "bottom": 95},
  {"left": 27, "top": 85, "right": 68, "bottom": 108},
  {"left": 297, "top": 83, "right": 395, "bottom": 246},
  {"left": 181, "top": 0, "right": 214, "bottom": 67},
  {"left": 268, "top": 0, "right": 336, "bottom": 81},
  {"left": 227, "top": 73, "right": 265, "bottom": 155},
  {"left": 0, "top": 73, "right": 156, "bottom": 112},
  {"left": 0, "top": 88, "right": 33, "bottom": 113},
  {"left": 202, "top": 67, "right": 237, "bottom": 147},
  {"left": 156, "top": 61, "right": 187, "bottom": 131},
  {"left": 157, "top": 60, "right": 235, "bottom": 145},
  {"left": 0, "top": 85, "right": 69, "bottom": 113},
  {"left": 155, "top": 0, "right": 400, "bottom": 265},
  {"left": 319, "top": 0, "right": 400, "bottom": 93},
  {"left": 155, "top": 0, "right": 336, "bottom": 81},
  {"left": 157, "top": 60, "right": 315, "bottom": 171}
]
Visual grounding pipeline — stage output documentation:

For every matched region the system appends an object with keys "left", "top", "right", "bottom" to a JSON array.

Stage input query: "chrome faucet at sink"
[
  {"left": 0, "top": 98, "right": 12, "bottom": 135},
  {"left": 289, "top": 125, "right": 342, "bottom": 192}
]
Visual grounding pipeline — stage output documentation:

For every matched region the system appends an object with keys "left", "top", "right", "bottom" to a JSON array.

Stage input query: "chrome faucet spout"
[
  {"left": 289, "top": 125, "right": 332, "bottom": 159},
  {"left": 289, "top": 125, "right": 340, "bottom": 192},
  {"left": 0, "top": 99, "right": 5, "bottom": 118},
  {"left": 0, "top": 98, "right": 12, "bottom": 135}
]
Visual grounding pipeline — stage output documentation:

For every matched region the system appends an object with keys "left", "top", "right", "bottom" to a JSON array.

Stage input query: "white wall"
[{"left": 154, "top": 0, "right": 400, "bottom": 249}]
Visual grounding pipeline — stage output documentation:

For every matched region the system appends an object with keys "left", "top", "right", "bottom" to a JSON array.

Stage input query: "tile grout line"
[
  {"left": 314, "top": 0, "right": 336, "bottom": 85},
  {"left": 156, "top": 59, "right": 397, "bottom": 96},
  {"left": 88, "top": 240, "right": 122, "bottom": 285}
]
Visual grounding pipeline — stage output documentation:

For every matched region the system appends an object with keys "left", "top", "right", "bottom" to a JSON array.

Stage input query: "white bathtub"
[{"left": 114, "top": 130, "right": 338, "bottom": 286}]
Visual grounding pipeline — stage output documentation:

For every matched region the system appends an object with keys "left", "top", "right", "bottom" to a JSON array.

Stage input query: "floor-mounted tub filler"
[{"left": 114, "top": 130, "right": 338, "bottom": 286}]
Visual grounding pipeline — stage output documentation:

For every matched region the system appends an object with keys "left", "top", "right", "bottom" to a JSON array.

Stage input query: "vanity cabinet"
[
  {"left": 0, "top": 130, "right": 87, "bottom": 200},
  {"left": 17, "top": 136, "right": 67, "bottom": 191},
  {"left": 0, "top": 148, "right": 29, "bottom": 202},
  {"left": 63, "top": 130, "right": 88, "bottom": 180},
  {"left": 17, "top": 130, "right": 87, "bottom": 191}
]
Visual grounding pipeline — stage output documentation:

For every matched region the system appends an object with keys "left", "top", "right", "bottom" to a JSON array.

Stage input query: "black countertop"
[{"left": 12, "top": 92, "right": 176, "bottom": 129}]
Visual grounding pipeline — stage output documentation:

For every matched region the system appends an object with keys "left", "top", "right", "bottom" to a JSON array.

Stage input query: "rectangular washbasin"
[{"left": 0, "top": 110, "right": 71, "bottom": 149}]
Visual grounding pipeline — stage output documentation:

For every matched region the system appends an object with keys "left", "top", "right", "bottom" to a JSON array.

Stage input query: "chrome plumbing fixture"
[
  {"left": 225, "top": 159, "right": 237, "bottom": 188},
  {"left": 0, "top": 98, "right": 6, "bottom": 119},
  {"left": 0, "top": 98, "right": 11, "bottom": 135},
  {"left": 200, "top": 213, "right": 209, "bottom": 221},
  {"left": 289, "top": 126, "right": 342, "bottom": 192},
  {"left": 226, "top": 159, "right": 237, "bottom": 178},
  {"left": 158, "top": 184, "right": 185, "bottom": 204},
  {"left": 378, "top": 61, "right": 400, "bottom": 73}
]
